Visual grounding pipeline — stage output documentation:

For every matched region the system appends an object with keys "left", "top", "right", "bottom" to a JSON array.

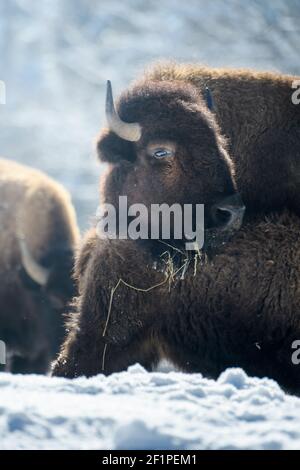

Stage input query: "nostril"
[
  {"left": 211, "top": 193, "right": 245, "bottom": 230},
  {"left": 213, "top": 207, "right": 233, "bottom": 227}
]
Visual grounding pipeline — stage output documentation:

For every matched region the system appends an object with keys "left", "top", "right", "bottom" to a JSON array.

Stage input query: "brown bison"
[
  {"left": 0, "top": 158, "right": 79, "bottom": 374},
  {"left": 52, "top": 64, "right": 300, "bottom": 394}
]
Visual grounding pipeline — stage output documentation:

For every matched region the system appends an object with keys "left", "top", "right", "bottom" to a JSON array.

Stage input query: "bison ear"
[
  {"left": 205, "top": 86, "right": 214, "bottom": 111},
  {"left": 96, "top": 129, "right": 135, "bottom": 163}
]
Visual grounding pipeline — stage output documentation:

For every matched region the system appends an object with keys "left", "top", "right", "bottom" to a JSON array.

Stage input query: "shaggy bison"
[
  {"left": 147, "top": 63, "right": 300, "bottom": 217},
  {"left": 52, "top": 65, "right": 300, "bottom": 394},
  {"left": 0, "top": 158, "right": 79, "bottom": 373}
]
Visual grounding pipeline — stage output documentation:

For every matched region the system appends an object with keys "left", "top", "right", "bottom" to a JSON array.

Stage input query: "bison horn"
[
  {"left": 106, "top": 80, "right": 142, "bottom": 142},
  {"left": 19, "top": 236, "right": 50, "bottom": 286}
]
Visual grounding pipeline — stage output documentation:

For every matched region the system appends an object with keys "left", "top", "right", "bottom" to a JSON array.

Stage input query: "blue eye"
[{"left": 152, "top": 148, "right": 173, "bottom": 159}]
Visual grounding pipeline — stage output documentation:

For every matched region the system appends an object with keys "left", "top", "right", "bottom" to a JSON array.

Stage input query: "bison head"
[{"left": 97, "top": 80, "right": 245, "bottom": 252}]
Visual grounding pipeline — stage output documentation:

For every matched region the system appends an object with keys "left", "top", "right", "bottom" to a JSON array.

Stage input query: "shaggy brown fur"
[
  {"left": 146, "top": 63, "right": 300, "bottom": 216},
  {"left": 52, "top": 211, "right": 300, "bottom": 394},
  {"left": 0, "top": 158, "right": 79, "bottom": 374},
  {"left": 52, "top": 64, "right": 300, "bottom": 393}
]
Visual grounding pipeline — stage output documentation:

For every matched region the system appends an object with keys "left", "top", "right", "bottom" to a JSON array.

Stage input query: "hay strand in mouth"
[
  {"left": 102, "top": 275, "right": 169, "bottom": 339},
  {"left": 101, "top": 273, "right": 170, "bottom": 371},
  {"left": 101, "top": 252, "right": 189, "bottom": 371}
]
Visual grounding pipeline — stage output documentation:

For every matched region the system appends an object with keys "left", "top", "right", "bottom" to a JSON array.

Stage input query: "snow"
[{"left": 1, "top": 364, "right": 300, "bottom": 450}]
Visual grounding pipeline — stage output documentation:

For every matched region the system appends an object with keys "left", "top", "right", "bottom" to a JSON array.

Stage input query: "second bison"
[{"left": 0, "top": 158, "right": 79, "bottom": 373}]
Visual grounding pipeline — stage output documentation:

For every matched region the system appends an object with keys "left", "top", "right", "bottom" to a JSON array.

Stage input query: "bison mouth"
[{"left": 203, "top": 224, "right": 241, "bottom": 253}]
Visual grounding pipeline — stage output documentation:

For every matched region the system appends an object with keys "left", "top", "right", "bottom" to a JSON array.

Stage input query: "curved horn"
[
  {"left": 106, "top": 80, "right": 142, "bottom": 142},
  {"left": 19, "top": 236, "right": 50, "bottom": 286}
]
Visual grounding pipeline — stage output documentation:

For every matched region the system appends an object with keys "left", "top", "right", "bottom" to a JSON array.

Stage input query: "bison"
[
  {"left": 0, "top": 158, "right": 79, "bottom": 374},
  {"left": 52, "top": 65, "right": 300, "bottom": 394}
]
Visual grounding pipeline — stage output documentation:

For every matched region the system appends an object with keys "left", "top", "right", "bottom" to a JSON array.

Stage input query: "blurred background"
[{"left": 0, "top": 0, "right": 299, "bottom": 229}]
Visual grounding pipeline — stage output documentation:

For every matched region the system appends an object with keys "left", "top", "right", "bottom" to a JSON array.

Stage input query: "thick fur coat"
[{"left": 52, "top": 64, "right": 300, "bottom": 394}]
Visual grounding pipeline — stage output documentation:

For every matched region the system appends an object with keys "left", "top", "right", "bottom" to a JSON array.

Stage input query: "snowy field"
[
  {"left": 1, "top": 365, "right": 300, "bottom": 450},
  {"left": 1, "top": 0, "right": 300, "bottom": 450}
]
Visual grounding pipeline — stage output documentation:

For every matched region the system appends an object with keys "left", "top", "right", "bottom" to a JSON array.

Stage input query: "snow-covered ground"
[{"left": 1, "top": 365, "right": 300, "bottom": 450}]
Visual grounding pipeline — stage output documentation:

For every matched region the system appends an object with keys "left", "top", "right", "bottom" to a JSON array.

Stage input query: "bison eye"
[
  {"left": 146, "top": 141, "right": 176, "bottom": 161},
  {"left": 152, "top": 148, "right": 174, "bottom": 159}
]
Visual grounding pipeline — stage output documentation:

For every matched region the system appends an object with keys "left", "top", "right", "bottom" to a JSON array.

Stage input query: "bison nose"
[{"left": 211, "top": 194, "right": 245, "bottom": 231}]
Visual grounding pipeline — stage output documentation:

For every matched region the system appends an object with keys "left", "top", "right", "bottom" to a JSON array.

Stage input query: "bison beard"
[{"left": 52, "top": 63, "right": 300, "bottom": 395}]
